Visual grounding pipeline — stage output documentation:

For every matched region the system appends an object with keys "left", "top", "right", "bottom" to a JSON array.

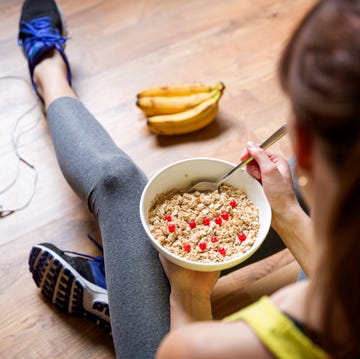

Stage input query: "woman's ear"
[{"left": 291, "top": 119, "right": 313, "bottom": 171}]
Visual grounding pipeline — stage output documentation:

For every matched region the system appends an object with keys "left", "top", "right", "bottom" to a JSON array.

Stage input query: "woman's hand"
[
  {"left": 242, "top": 142, "right": 314, "bottom": 274},
  {"left": 159, "top": 255, "right": 220, "bottom": 329},
  {"left": 159, "top": 254, "right": 220, "bottom": 299},
  {"left": 241, "top": 142, "right": 298, "bottom": 222}
]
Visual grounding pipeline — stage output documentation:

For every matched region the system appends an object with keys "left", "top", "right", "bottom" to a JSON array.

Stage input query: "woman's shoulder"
[
  {"left": 270, "top": 280, "right": 310, "bottom": 310},
  {"left": 157, "top": 283, "right": 309, "bottom": 359}
]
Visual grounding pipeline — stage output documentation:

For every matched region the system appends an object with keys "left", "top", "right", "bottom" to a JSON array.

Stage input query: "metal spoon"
[{"left": 187, "top": 123, "right": 287, "bottom": 193}]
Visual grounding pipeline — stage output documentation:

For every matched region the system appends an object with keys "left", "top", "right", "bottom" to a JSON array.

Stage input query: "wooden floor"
[{"left": 0, "top": 0, "right": 315, "bottom": 357}]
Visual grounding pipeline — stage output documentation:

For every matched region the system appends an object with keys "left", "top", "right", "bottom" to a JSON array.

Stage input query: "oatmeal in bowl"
[
  {"left": 148, "top": 185, "right": 260, "bottom": 262},
  {"left": 140, "top": 158, "right": 271, "bottom": 271}
]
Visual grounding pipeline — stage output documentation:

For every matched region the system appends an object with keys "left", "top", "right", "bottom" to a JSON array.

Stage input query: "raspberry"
[
  {"left": 199, "top": 242, "right": 207, "bottom": 251},
  {"left": 221, "top": 212, "right": 229, "bottom": 220},
  {"left": 229, "top": 199, "right": 237, "bottom": 208},
  {"left": 189, "top": 221, "right": 197, "bottom": 229},
  {"left": 168, "top": 224, "right": 176, "bottom": 233},
  {"left": 238, "top": 233, "right": 247, "bottom": 242},
  {"left": 202, "top": 217, "right": 211, "bottom": 226}
]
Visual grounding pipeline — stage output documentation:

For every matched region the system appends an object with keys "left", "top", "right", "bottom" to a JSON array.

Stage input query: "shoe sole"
[{"left": 29, "top": 244, "right": 111, "bottom": 333}]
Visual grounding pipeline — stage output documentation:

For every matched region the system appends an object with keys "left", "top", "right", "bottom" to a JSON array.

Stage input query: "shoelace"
[
  {"left": 63, "top": 234, "right": 105, "bottom": 274},
  {"left": 87, "top": 234, "right": 104, "bottom": 253},
  {"left": 19, "top": 16, "right": 68, "bottom": 55}
]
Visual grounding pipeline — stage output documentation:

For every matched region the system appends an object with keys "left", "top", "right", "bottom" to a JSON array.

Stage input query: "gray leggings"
[{"left": 47, "top": 97, "right": 291, "bottom": 358}]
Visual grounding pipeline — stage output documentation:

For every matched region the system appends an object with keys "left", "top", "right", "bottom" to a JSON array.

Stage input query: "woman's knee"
[{"left": 95, "top": 155, "right": 147, "bottom": 196}]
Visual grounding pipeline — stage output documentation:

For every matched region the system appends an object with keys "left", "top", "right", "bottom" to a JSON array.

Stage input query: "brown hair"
[{"left": 279, "top": 0, "right": 360, "bottom": 357}]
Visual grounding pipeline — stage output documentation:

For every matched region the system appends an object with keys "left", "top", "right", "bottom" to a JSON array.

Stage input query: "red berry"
[
  {"left": 168, "top": 224, "right": 176, "bottom": 233},
  {"left": 221, "top": 212, "right": 229, "bottom": 220},
  {"left": 164, "top": 214, "right": 172, "bottom": 222},
  {"left": 230, "top": 199, "right": 237, "bottom": 208},
  {"left": 211, "top": 236, "right": 218, "bottom": 243},
  {"left": 183, "top": 243, "right": 191, "bottom": 252},
  {"left": 199, "top": 242, "right": 207, "bottom": 251},
  {"left": 202, "top": 217, "right": 211, "bottom": 226},
  {"left": 189, "top": 221, "right": 197, "bottom": 229},
  {"left": 238, "top": 233, "right": 247, "bottom": 242},
  {"left": 218, "top": 247, "right": 226, "bottom": 255},
  {"left": 214, "top": 217, "right": 222, "bottom": 225}
]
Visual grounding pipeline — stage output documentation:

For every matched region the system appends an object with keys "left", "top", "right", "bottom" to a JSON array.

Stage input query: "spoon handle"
[{"left": 219, "top": 123, "right": 288, "bottom": 184}]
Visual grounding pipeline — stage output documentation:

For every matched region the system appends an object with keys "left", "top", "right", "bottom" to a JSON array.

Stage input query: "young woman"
[
  {"left": 157, "top": 0, "right": 360, "bottom": 357},
  {"left": 19, "top": 0, "right": 359, "bottom": 357}
]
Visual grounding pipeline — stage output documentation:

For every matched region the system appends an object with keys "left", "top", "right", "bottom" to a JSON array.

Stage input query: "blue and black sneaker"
[
  {"left": 29, "top": 242, "right": 110, "bottom": 332},
  {"left": 18, "top": 0, "right": 71, "bottom": 93}
]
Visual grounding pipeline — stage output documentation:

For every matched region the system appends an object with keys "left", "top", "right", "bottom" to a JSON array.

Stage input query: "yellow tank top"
[{"left": 223, "top": 296, "right": 328, "bottom": 359}]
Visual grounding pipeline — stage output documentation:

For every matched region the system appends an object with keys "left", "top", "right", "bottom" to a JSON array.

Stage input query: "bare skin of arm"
[
  {"left": 156, "top": 320, "right": 273, "bottom": 359},
  {"left": 157, "top": 257, "right": 311, "bottom": 359},
  {"left": 243, "top": 142, "right": 314, "bottom": 275},
  {"left": 157, "top": 255, "right": 277, "bottom": 359}
]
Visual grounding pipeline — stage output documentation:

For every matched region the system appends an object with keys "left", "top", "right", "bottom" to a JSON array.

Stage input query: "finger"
[
  {"left": 246, "top": 141, "right": 276, "bottom": 174},
  {"left": 240, "top": 148, "right": 249, "bottom": 161},
  {"left": 240, "top": 141, "right": 262, "bottom": 161},
  {"left": 159, "top": 253, "right": 167, "bottom": 268},
  {"left": 266, "top": 151, "right": 287, "bottom": 164},
  {"left": 246, "top": 161, "right": 261, "bottom": 180}
]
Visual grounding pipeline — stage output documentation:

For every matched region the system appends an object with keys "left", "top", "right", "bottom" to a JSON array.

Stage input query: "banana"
[
  {"left": 147, "top": 90, "right": 222, "bottom": 135},
  {"left": 136, "top": 90, "right": 218, "bottom": 116},
  {"left": 137, "top": 82, "right": 225, "bottom": 98}
]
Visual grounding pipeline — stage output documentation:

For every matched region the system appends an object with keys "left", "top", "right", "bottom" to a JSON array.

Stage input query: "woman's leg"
[{"left": 35, "top": 53, "right": 170, "bottom": 358}]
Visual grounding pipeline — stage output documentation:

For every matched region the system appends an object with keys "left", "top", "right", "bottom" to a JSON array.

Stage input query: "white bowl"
[{"left": 139, "top": 158, "right": 271, "bottom": 271}]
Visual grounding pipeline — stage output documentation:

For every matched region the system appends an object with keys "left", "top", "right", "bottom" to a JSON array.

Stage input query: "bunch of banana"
[{"left": 136, "top": 82, "right": 225, "bottom": 135}]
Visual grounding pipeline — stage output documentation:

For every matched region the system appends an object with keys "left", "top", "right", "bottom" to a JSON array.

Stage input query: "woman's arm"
[
  {"left": 243, "top": 142, "right": 314, "bottom": 275},
  {"left": 159, "top": 255, "right": 219, "bottom": 330},
  {"left": 156, "top": 320, "right": 272, "bottom": 359},
  {"left": 271, "top": 200, "right": 314, "bottom": 275},
  {"left": 168, "top": 289, "right": 212, "bottom": 329},
  {"left": 157, "top": 256, "right": 306, "bottom": 359}
]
